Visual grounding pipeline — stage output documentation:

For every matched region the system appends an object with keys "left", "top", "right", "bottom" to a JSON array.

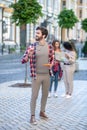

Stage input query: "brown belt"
[{"left": 64, "top": 63, "right": 72, "bottom": 65}]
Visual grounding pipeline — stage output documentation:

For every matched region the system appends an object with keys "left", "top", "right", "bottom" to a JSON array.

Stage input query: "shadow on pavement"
[{"left": 8, "top": 83, "right": 32, "bottom": 88}]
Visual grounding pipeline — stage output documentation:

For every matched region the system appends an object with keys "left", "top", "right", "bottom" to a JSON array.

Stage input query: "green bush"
[
  {"left": 20, "top": 45, "right": 26, "bottom": 52},
  {"left": 9, "top": 47, "right": 16, "bottom": 53}
]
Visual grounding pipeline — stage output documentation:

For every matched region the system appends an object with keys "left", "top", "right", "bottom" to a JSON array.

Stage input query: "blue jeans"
[{"left": 49, "top": 71, "right": 59, "bottom": 92}]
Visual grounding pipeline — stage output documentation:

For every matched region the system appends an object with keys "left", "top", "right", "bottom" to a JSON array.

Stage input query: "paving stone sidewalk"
[
  {"left": 0, "top": 55, "right": 87, "bottom": 130},
  {"left": 0, "top": 80, "right": 87, "bottom": 130}
]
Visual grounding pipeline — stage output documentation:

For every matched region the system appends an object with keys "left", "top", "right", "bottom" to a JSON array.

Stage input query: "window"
[
  {"left": 79, "top": 10, "right": 82, "bottom": 18},
  {"left": 62, "top": 0, "right": 66, "bottom": 9},
  {"left": 80, "top": 0, "right": 82, "bottom": 4},
  {"left": 62, "top": 1, "right": 66, "bottom": 6}
]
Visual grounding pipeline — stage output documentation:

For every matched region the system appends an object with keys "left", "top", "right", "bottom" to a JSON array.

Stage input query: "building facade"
[
  {"left": 76, "top": 0, "right": 87, "bottom": 41},
  {"left": 59, "top": 0, "right": 87, "bottom": 42},
  {"left": 26, "top": 0, "right": 61, "bottom": 44},
  {"left": 0, "top": 0, "right": 20, "bottom": 48},
  {"left": 0, "top": 0, "right": 87, "bottom": 51},
  {"left": 26, "top": 0, "right": 87, "bottom": 44}
]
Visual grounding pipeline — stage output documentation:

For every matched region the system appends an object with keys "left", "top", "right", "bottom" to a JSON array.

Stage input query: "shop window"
[{"left": 80, "top": 0, "right": 82, "bottom": 4}]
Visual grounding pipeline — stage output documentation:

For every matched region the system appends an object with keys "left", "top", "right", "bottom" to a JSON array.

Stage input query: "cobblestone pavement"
[
  {"left": 0, "top": 80, "right": 87, "bottom": 130},
  {"left": 0, "top": 54, "right": 87, "bottom": 130}
]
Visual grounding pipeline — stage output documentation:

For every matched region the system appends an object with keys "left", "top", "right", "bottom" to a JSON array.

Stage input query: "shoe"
[
  {"left": 40, "top": 111, "right": 48, "bottom": 119},
  {"left": 54, "top": 92, "right": 58, "bottom": 97},
  {"left": 61, "top": 94, "right": 66, "bottom": 97},
  {"left": 61, "top": 94, "right": 68, "bottom": 97},
  {"left": 66, "top": 95, "right": 72, "bottom": 99},
  {"left": 48, "top": 92, "right": 51, "bottom": 98},
  {"left": 30, "top": 115, "right": 37, "bottom": 125}
]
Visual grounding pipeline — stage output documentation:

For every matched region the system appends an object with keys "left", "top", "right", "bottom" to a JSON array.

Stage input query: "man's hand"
[
  {"left": 21, "top": 56, "right": 28, "bottom": 64},
  {"left": 29, "top": 47, "right": 34, "bottom": 57},
  {"left": 50, "top": 64, "right": 53, "bottom": 69}
]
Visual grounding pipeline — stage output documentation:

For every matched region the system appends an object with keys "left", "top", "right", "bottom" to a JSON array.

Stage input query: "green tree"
[
  {"left": 9, "top": 0, "right": 43, "bottom": 83},
  {"left": 81, "top": 18, "right": 87, "bottom": 32},
  {"left": 9, "top": 0, "right": 43, "bottom": 47},
  {"left": 10, "top": 0, "right": 43, "bottom": 26},
  {"left": 57, "top": 8, "right": 78, "bottom": 42}
]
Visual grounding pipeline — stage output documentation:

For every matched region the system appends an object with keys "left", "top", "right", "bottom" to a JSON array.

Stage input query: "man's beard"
[{"left": 35, "top": 36, "right": 43, "bottom": 41}]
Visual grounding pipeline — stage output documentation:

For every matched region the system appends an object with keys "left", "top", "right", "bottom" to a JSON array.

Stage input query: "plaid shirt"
[{"left": 21, "top": 42, "right": 54, "bottom": 79}]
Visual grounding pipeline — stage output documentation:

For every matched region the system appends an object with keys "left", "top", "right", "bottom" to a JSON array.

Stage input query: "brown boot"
[
  {"left": 30, "top": 115, "right": 37, "bottom": 125},
  {"left": 40, "top": 111, "right": 48, "bottom": 119}
]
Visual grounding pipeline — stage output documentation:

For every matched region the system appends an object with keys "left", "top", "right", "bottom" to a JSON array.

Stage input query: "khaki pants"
[
  {"left": 30, "top": 74, "right": 50, "bottom": 116},
  {"left": 63, "top": 64, "right": 75, "bottom": 95}
]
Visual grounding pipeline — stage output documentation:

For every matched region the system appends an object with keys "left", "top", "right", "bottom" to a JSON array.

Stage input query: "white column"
[
  {"left": 30, "top": 24, "right": 34, "bottom": 43},
  {"left": 11, "top": 23, "right": 15, "bottom": 41},
  {"left": 26, "top": 24, "right": 30, "bottom": 44},
  {"left": 8, "top": 18, "right": 10, "bottom": 39},
  {"left": 0, "top": 7, "right": 3, "bottom": 45},
  {"left": 66, "top": 0, "right": 71, "bottom": 9},
  {"left": 58, "top": 0, "right": 61, "bottom": 12},
  {"left": 73, "top": 27, "right": 77, "bottom": 40},
  {"left": 16, "top": 26, "right": 20, "bottom": 45},
  {"left": 15, "top": 26, "right": 20, "bottom": 52}
]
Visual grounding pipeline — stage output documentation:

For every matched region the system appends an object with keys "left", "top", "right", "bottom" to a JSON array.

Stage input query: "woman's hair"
[
  {"left": 63, "top": 41, "right": 74, "bottom": 51},
  {"left": 69, "top": 40, "right": 77, "bottom": 53},
  {"left": 52, "top": 40, "right": 60, "bottom": 51},
  {"left": 36, "top": 26, "right": 48, "bottom": 38}
]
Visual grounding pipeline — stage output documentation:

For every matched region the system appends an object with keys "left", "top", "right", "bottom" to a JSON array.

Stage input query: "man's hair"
[{"left": 36, "top": 26, "right": 48, "bottom": 38}]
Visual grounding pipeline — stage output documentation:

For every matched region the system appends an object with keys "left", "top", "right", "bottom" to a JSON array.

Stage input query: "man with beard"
[{"left": 21, "top": 26, "right": 54, "bottom": 125}]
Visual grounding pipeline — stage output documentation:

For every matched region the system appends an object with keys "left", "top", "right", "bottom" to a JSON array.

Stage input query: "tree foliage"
[
  {"left": 57, "top": 8, "right": 78, "bottom": 29},
  {"left": 9, "top": 0, "right": 43, "bottom": 26},
  {"left": 81, "top": 18, "right": 87, "bottom": 32}
]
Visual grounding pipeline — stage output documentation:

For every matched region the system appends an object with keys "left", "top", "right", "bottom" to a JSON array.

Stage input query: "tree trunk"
[
  {"left": 25, "top": 63, "right": 28, "bottom": 83},
  {"left": 20, "top": 24, "right": 26, "bottom": 47},
  {"left": 20, "top": 24, "right": 28, "bottom": 84}
]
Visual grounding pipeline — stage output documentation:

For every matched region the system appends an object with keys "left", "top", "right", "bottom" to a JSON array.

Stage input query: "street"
[
  {"left": 0, "top": 53, "right": 31, "bottom": 84},
  {"left": 0, "top": 53, "right": 87, "bottom": 84}
]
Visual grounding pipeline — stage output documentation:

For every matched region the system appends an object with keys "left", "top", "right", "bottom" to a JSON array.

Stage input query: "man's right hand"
[
  {"left": 29, "top": 47, "right": 34, "bottom": 57},
  {"left": 21, "top": 56, "right": 28, "bottom": 64}
]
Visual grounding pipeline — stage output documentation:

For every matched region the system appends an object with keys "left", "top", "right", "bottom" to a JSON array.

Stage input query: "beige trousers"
[
  {"left": 63, "top": 64, "right": 76, "bottom": 95},
  {"left": 30, "top": 74, "right": 50, "bottom": 116}
]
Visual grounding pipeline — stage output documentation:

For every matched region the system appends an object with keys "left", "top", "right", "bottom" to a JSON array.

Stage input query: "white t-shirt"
[{"left": 64, "top": 50, "right": 76, "bottom": 64}]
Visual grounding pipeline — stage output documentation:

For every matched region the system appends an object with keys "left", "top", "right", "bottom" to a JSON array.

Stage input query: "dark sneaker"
[
  {"left": 30, "top": 115, "right": 37, "bottom": 125},
  {"left": 40, "top": 111, "right": 48, "bottom": 119}
]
